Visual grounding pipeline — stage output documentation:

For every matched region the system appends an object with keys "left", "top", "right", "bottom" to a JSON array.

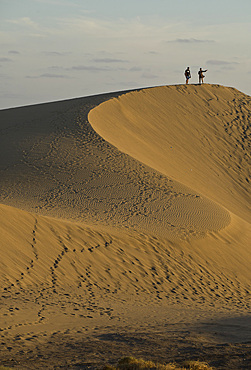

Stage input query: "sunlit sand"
[{"left": 0, "top": 84, "right": 250, "bottom": 369}]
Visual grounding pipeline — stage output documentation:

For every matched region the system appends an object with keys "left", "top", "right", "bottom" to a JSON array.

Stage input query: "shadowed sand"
[{"left": 0, "top": 84, "right": 250, "bottom": 369}]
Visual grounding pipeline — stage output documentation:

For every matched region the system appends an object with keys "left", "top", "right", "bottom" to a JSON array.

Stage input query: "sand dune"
[
  {"left": 0, "top": 84, "right": 250, "bottom": 369},
  {"left": 89, "top": 84, "right": 250, "bottom": 222}
]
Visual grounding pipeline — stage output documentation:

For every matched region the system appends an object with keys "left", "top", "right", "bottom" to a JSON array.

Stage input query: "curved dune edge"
[
  {"left": 0, "top": 87, "right": 232, "bottom": 241},
  {"left": 89, "top": 84, "right": 251, "bottom": 223}
]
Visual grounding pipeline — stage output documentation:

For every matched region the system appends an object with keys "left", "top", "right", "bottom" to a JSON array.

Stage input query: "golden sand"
[{"left": 0, "top": 84, "right": 250, "bottom": 368}]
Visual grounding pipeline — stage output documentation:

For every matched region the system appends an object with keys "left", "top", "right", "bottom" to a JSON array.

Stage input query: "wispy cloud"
[
  {"left": 33, "top": 0, "right": 90, "bottom": 10},
  {"left": 26, "top": 73, "right": 70, "bottom": 79},
  {"left": 6, "top": 17, "right": 46, "bottom": 38},
  {"left": 146, "top": 51, "right": 159, "bottom": 55},
  {"left": 55, "top": 15, "right": 170, "bottom": 40},
  {"left": 130, "top": 66, "right": 143, "bottom": 72},
  {"left": 0, "top": 57, "right": 12, "bottom": 62},
  {"left": 141, "top": 72, "right": 158, "bottom": 79},
  {"left": 92, "top": 58, "right": 129, "bottom": 63},
  {"left": 206, "top": 60, "right": 239, "bottom": 65},
  {"left": 169, "top": 38, "right": 215, "bottom": 43},
  {"left": 48, "top": 65, "right": 64, "bottom": 70},
  {"left": 8, "top": 50, "right": 20, "bottom": 55},
  {"left": 71, "top": 65, "right": 112, "bottom": 72},
  {"left": 43, "top": 51, "right": 71, "bottom": 56},
  {"left": 7, "top": 17, "right": 38, "bottom": 28}
]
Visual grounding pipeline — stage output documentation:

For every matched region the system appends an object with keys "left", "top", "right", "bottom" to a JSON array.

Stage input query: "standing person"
[
  {"left": 184, "top": 67, "right": 191, "bottom": 84},
  {"left": 198, "top": 68, "right": 207, "bottom": 84}
]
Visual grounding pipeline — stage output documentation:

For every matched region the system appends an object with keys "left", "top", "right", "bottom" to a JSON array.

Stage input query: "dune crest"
[
  {"left": 0, "top": 87, "right": 233, "bottom": 240},
  {"left": 89, "top": 84, "right": 250, "bottom": 222}
]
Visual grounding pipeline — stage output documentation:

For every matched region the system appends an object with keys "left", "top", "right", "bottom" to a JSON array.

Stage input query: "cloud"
[
  {"left": 7, "top": 17, "right": 38, "bottom": 28},
  {"left": 0, "top": 57, "right": 12, "bottom": 62},
  {"left": 40, "top": 73, "right": 69, "bottom": 78},
  {"left": 141, "top": 72, "right": 158, "bottom": 79},
  {"left": 71, "top": 65, "right": 112, "bottom": 72},
  {"left": 55, "top": 15, "right": 170, "bottom": 41},
  {"left": 146, "top": 51, "right": 159, "bottom": 55},
  {"left": 33, "top": 0, "right": 90, "bottom": 9},
  {"left": 92, "top": 58, "right": 129, "bottom": 63},
  {"left": 26, "top": 73, "right": 70, "bottom": 79},
  {"left": 169, "top": 38, "right": 214, "bottom": 43},
  {"left": 206, "top": 60, "right": 239, "bottom": 65},
  {"left": 130, "top": 67, "right": 143, "bottom": 72},
  {"left": 43, "top": 51, "right": 71, "bottom": 56},
  {"left": 6, "top": 17, "right": 46, "bottom": 38},
  {"left": 48, "top": 65, "right": 64, "bottom": 70},
  {"left": 57, "top": 17, "right": 108, "bottom": 36},
  {"left": 8, "top": 50, "right": 20, "bottom": 55}
]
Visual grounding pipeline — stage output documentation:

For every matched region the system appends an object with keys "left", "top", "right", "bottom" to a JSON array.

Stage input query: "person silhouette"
[
  {"left": 184, "top": 67, "right": 191, "bottom": 84},
  {"left": 198, "top": 68, "right": 207, "bottom": 84}
]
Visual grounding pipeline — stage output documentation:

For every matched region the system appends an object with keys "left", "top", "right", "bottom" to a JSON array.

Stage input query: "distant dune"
[{"left": 0, "top": 84, "right": 250, "bottom": 369}]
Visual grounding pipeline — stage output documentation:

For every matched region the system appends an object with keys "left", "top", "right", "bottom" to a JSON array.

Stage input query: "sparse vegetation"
[
  {"left": 182, "top": 361, "right": 214, "bottom": 370},
  {"left": 103, "top": 356, "right": 213, "bottom": 370}
]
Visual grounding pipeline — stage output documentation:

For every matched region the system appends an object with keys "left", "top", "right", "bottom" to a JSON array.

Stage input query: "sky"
[{"left": 1, "top": 0, "right": 251, "bottom": 109}]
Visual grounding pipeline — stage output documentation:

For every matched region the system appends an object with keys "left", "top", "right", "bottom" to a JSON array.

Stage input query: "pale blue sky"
[{"left": 1, "top": 0, "right": 251, "bottom": 108}]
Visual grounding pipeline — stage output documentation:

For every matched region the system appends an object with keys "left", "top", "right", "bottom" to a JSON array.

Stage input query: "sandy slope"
[
  {"left": 89, "top": 84, "right": 250, "bottom": 222},
  {"left": 0, "top": 84, "right": 250, "bottom": 369}
]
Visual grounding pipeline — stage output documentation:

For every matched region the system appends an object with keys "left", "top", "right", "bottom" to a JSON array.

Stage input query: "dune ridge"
[
  {"left": 89, "top": 84, "right": 250, "bottom": 222},
  {"left": 0, "top": 87, "right": 232, "bottom": 240},
  {"left": 0, "top": 84, "right": 250, "bottom": 369}
]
